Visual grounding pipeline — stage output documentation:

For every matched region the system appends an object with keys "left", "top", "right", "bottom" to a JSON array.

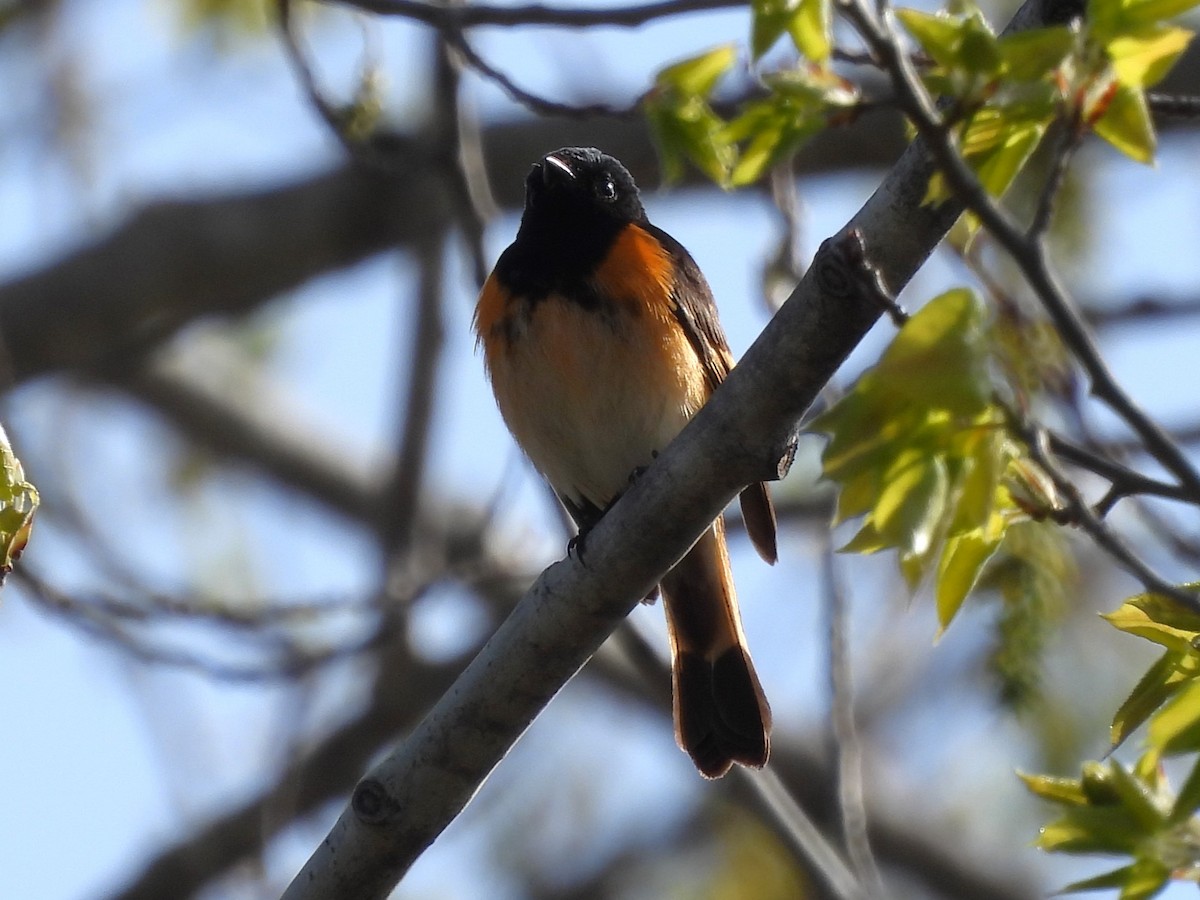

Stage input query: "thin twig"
[
  {"left": 1047, "top": 433, "right": 1197, "bottom": 508},
  {"left": 762, "top": 162, "right": 808, "bottom": 313},
  {"left": 746, "top": 768, "right": 868, "bottom": 900},
  {"left": 1148, "top": 91, "right": 1200, "bottom": 120},
  {"left": 16, "top": 567, "right": 408, "bottom": 681},
  {"left": 1026, "top": 120, "right": 1082, "bottom": 242},
  {"left": 439, "top": 14, "right": 497, "bottom": 288},
  {"left": 377, "top": 33, "right": 453, "bottom": 561},
  {"left": 822, "top": 526, "right": 885, "bottom": 896},
  {"left": 443, "top": 29, "right": 640, "bottom": 119},
  {"left": 1087, "top": 294, "right": 1200, "bottom": 328},
  {"left": 1018, "top": 423, "right": 1200, "bottom": 613},
  {"left": 324, "top": 0, "right": 745, "bottom": 29}
]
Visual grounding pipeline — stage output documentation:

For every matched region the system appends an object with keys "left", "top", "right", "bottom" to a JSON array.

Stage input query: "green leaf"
[
  {"left": 1059, "top": 865, "right": 1143, "bottom": 894},
  {"left": 875, "top": 288, "right": 990, "bottom": 413},
  {"left": 1103, "top": 590, "right": 1200, "bottom": 652},
  {"left": 1081, "top": 760, "right": 1124, "bottom": 805},
  {"left": 959, "top": 14, "right": 1003, "bottom": 75},
  {"left": 751, "top": 0, "right": 794, "bottom": 59},
  {"left": 1107, "top": 24, "right": 1193, "bottom": 88},
  {"left": 1111, "top": 650, "right": 1195, "bottom": 747},
  {"left": 834, "top": 465, "right": 884, "bottom": 525},
  {"left": 1148, "top": 676, "right": 1200, "bottom": 753},
  {"left": 874, "top": 453, "right": 949, "bottom": 558},
  {"left": 1019, "top": 771, "right": 1090, "bottom": 806},
  {"left": 1105, "top": 761, "right": 1170, "bottom": 830},
  {"left": 790, "top": 0, "right": 832, "bottom": 62},
  {"left": 937, "top": 526, "right": 1003, "bottom": 630},
  {"left": 1169, "top": 756, "right": 1200, "bottom": 823},
  {"left": 997, "top": 26, "right": 1076, "bottom": 80},
  {"left": 973, "top": 119, "right": 1047, "bottom": 198},
  {"left": 645, "top": 96, "right": 734, "bottom": 185},
  {"left": 811, "top": 382, "right": 904, "bottom": 481},
  {"left": 948, "top": 429, "right": 1003, "bottom": 531},
  {"left": 899, "top": 544, "right": 932, "bottom": 590},
  {"left": 1090, "top": 0, "right": 1127, "bottom": 43},
  {"left": 1036, "top": 806, "right": 1142, "bottom": 854},
  {"left": 1118, "top": 859, "right": 1171, "bottom": 900},
  {"left": 896, "top": 8, "right": 965, "bottom": 70},
  {"left": 1093, "top": 82, "right": 1157, "bottom": 163},
  {"left": 839, "top": 518, "right": 892, "bottom": 554},
  {"left": 655, "top": 45, "right": 737, "bottom": 97},
  {"left": 0, "top": 422, "right": 36, "bottom": 582},
  {"left": 727, "top": 102, "right": 822, "bottom": 186},
  {"left": 1058, "top": 859, "right": 1169, "bottom": 899}
]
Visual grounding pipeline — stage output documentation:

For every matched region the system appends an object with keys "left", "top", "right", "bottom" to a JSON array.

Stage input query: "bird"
[{"left": 473, "top": 146, "right": 775, "bottom": 778}]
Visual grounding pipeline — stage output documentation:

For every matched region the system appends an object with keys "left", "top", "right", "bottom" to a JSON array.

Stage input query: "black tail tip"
[{"left": 675, "top": 647, "right": 772, "bottom": 779}]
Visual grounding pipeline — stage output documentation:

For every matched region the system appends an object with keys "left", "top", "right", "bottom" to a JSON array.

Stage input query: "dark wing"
[
  {"left": 642, "top": 223, "right": 734, "bottom": 391},
  {"left": 643, "top": 223, "right": 778, "bottom": 565}
]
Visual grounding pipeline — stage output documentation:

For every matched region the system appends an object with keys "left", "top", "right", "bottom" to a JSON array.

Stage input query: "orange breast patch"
[{"left": 588, "top": 224, "right": 676, "bottom": 320}]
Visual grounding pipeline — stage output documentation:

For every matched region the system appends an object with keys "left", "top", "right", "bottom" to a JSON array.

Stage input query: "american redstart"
[{"left": 475, "top": 147, "right": 775, "bottom": 778}]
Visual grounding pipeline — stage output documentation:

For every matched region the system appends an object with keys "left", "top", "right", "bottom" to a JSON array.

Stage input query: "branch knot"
[{"left": 352, "top": 778, "right": 400, "bottom": 826}]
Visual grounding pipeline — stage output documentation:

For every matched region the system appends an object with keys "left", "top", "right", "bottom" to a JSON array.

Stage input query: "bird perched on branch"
[{"left": 474, "top": 146, "right": 775, "bottom": 778}]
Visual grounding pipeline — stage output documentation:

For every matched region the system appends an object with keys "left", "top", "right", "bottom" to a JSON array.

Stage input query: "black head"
[
  {"left": 518, "top": 147, "right": 646, "bottom": 237},
  {"left": 497, "top": 148, "right": 650, "bottom": 297}
]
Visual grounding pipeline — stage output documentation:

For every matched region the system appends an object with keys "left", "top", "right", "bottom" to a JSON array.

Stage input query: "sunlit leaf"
[
  {"left": 655, "top": 45, "right": 737, "bottom": 96},
  {"left": 1105, "top": 760, "right": 1170, "bottom": 829},
  {"left": 997, "top": 26, "right": 1076, "bottom": 80},
  {"left": 875, "top": 288, "right": 990, "bottom": 413},
  {"left": 1092, "top": 82, "right": 1157, "bottom": 163},
  {"left": 899, "top": 544, "right": 932, "bottom": 590},
  {"left": 645, "top": 96, "right": 734, "bottom": 185},
  {"left": 1036, "top": 806, "right": 1142, "bottom": 854},
  {"left": 948, "top": 429, "right": 1003, "bottom": 531},
  {"left": 1103, "top": 590, "right": 1200, "bottom": 652},
  {"left": 727, "top": 101, "right": 823, "bottom": 185},
  {"left": 790, "top": 0, "right": 832, "bottom": 62},
  {"left": 839, "top": 518, "right": 892, "bottom": 554},
  {"left": 1148, "top": 677, "right": 1200, "bottom": 754},
  {"left": 1111, "top": 650, "right": 1195, "bottom": 747},
  {"left": 833, "top": 465, "right": 883, "bottom": 526},
  {"left": 1169, "top": 756, "right": 1200, "bottom": 823},
  {"left": 1107, "top": 24, "right": 1193, "bottom": 88},
  {"left": 1020, "top": 770, "right": 1090, "bottom": 806},
  {"left": 959, "top": 14, "right": 1003, "bottom": 74},
  {"left": 751, "top": 0, "right": 796, "bottom": 59},
  {"left": 1117, "top": 859, "right": 1171, "bottom": 900},
  {"left": 0, "top": 422, "right": 36, "bottom": 584},
  {"left": 896, "top": 8, "right": 965, "bottom": 70},
  {"left": 874, "top": 453, "right": 949, "bottom": 558},
  {"left": 974, "top": 120, "right": 1046, "bottom": 197},
  {"left": 1059, "top": 864, "right": 1142, "bottom": 894},
  {"left": 1058, "top": 860, "right": 1170, "bottom": 898},
  {"left": 936, "top": 526, "right": 1003, "bottom": 630}
]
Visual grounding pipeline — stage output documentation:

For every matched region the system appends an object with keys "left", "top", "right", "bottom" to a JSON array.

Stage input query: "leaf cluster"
[
  {"left": 809, "top": 289, "right": 1064, "bottom": 634},
  {"left": 645, "top": 0, "right": 1195, "bottom": 197},
  {"left": 1021, "top": 593, "right": 1200, "bottom": 897},
  {"left": 645, "top": 0, "right": 857, "bottom": 187}
]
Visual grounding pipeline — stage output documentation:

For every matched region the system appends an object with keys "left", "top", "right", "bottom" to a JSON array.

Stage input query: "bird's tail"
[{"left": 661, "top": 517, "right": 771, "bottom": 778}]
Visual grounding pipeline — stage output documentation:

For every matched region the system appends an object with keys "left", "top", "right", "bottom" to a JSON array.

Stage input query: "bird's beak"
[{"left": 542, "top": 153, "right": 575, "bottom": 185}]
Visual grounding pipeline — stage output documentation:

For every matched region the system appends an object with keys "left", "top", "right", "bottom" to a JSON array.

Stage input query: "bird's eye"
[{"left": 597, "top": 176, "right": 617, "bottom": 202}]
